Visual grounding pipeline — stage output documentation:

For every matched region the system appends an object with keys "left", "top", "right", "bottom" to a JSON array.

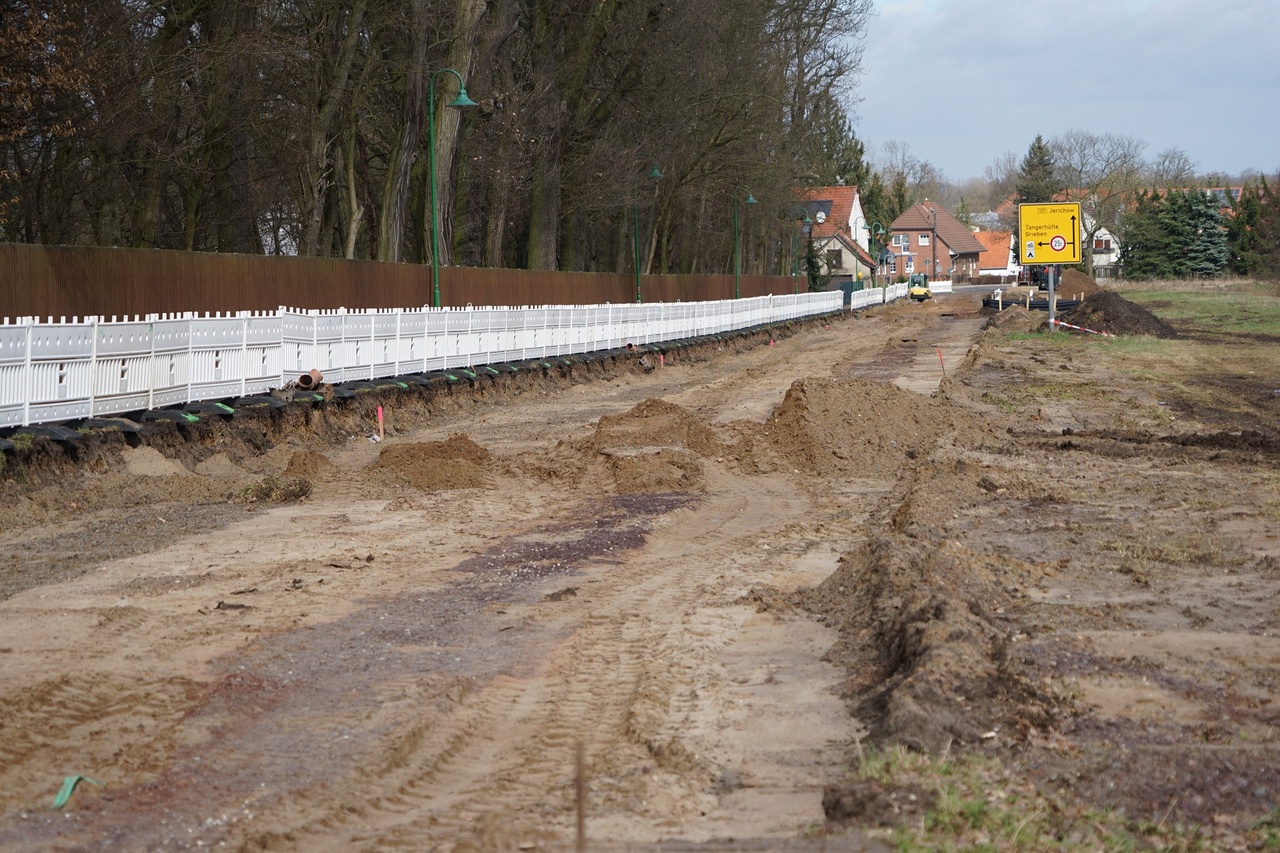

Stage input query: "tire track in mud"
[
  {"left": 0, "top": 672, "right": 200, "bottom": 816},
  {"left": 249, "top": 481, "right": 819, "bottom": 851}
]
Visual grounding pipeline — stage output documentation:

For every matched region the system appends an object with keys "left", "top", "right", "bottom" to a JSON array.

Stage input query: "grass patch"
[
  {"left": 233, "top": 476, "right": 311, "bottom": 504},
  {"left": 1123, "top": 288, "right": 1280, "bottom": 337},
  {"left": 845, "top": 747, "right": 1216, "bottom": 852}
]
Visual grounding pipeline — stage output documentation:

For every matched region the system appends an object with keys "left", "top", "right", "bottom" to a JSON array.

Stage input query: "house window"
[
  {"left": 1093, "top": 238, "right": 1112, "bottom": 252},
  {"left": 918, "top": 234, "right": 930, "bottom": 247},
  {"left": 892, "top": 234, "right": 907, "bottom": 249},
  {"left": 825, "top": 250, "right": 843, "bottom": 270}
]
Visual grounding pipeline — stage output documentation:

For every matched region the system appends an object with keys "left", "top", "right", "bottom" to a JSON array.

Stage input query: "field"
[{"left": 1, "top": 281, "right": 1278, "bottom": 851}]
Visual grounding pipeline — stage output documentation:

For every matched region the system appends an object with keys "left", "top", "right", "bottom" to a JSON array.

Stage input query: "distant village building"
[
  {"left": 975, "top": 230, "right": 1020, "bottom": 282},
  {"left": 794, "top": 186, "right": 877, "bottom": 286},
  {"left": 888, "top": 202, "right": 984, "bottom": 281}
]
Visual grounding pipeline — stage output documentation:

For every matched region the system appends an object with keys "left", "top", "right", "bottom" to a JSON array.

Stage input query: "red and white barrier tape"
[{"left": 1051, "top": 318, "right": 1114, "bottom": 338}]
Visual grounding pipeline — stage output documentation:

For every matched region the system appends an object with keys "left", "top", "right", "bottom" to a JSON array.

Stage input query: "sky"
[{"left": 855, "top": 0, "right": 1280, "bottom": 182}]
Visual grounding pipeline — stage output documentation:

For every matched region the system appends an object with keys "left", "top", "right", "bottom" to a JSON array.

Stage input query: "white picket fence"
[{"left": 1, "top": 287, "right": 905, "bottom": 428}]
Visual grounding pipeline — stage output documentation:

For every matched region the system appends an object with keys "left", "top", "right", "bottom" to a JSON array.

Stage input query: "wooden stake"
[{"left": 576, "top": 741, "right": 586, "bottom": 852}]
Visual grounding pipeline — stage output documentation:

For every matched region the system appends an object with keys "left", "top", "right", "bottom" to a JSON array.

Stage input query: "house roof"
[
  {"left": 796, "top": 186, "right": 860, "bottom": 241},
  {"left": 890, "top": 202, "right": 985, "bottom": 256},
  {"left": 975, "top": 230, "right": 1013, "bottom": 270}
]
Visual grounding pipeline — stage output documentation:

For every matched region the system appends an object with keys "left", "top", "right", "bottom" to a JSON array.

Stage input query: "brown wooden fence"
[{"left": 0, "top": 243, "right": 805, "bottom": 319}]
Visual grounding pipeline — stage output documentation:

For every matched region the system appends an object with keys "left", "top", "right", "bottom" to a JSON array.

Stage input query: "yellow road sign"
[{"left": 1018, "top": 202, "right": 1081, "bottom": 265}]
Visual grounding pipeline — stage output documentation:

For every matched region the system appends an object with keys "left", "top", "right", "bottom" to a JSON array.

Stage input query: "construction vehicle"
[{"left": 908, "top": 273, "right": 932, "bottom": 301}]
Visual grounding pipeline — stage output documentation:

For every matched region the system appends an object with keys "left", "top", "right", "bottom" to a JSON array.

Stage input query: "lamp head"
[
  {"left": 646, "top": 164, "right": 663, "bottom": 180},
  {"left": 447, "top": 87, "right": 479, "bottom": 109},
  {"left": 745, "top": 192, "right": 757, "bottom": 205}
]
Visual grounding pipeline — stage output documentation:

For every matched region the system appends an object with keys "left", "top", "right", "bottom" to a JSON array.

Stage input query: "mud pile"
[
  {"left": 589, "top": 399, "right": 721, "bottom": 494},
  {"left": 1058, "top": 291, "right": 1178, "bottom": 338},
  {"left": 802, "top": 535, "right": 1057, "bottom": 752},
  {"left": 370, "top": 433, "right": 492, "bottom": 491},
  {"left": 756, "top": 377, "right": 997, "bottom": 479},
  {"left": 283, "top": 449, "right": 337, "bottom": 480},
  {"left": 591, "top": 398, "right": 726, "bottom": 457}
]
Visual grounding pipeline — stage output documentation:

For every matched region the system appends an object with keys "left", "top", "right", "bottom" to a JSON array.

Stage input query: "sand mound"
[
  {"left": 592, "top": 399, "right": 726, "bottom": 456},
  {"left": 985, "top": 305, "right": 1041, "bottom": 333},
  {"left": 371, "top": 434, "right": 492, "bottom": 491},
  {"left": 122, "top": 446, "right": 190, "bottom": 477},
  {"left": 606, "top": 450, "right": 705, "bottom": 494},
  {"left": 283, "top": 450, "right": 337, "bottom": 480},
  {"left": 757, "top": 378, "right": 993, "bottom": 479},
  {"left": 1058, "top": 291, "right": 1178, "bottom": 338},
  {"left": 1060, "top": 268, "right": 1105, "bottom": 298},
  {"left": 587, "top": 400, "right": 719, "bottom": 494},
  {"left": 194, "top": 452, "right": 242, "bottom": 477}
]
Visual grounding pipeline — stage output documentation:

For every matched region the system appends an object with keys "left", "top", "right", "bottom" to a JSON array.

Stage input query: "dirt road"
[{"left": 2, "top": 285, "right": 1279, "bottom": 851}]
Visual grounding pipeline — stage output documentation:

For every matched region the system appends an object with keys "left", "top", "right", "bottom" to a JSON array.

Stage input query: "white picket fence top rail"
[{"left": 1, "top": 287, "right": 905, "bottom": 428}]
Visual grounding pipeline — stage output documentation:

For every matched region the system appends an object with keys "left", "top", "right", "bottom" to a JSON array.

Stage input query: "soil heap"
[
  {"left": 370, "top": 433, "right": 492, "bottom": 491},
  {"left": 1060, "top": 268, "right": 1105, "bottom": 299},
  {"left": 1058, "top": 290, "right": 1178, "bottom": 338}
]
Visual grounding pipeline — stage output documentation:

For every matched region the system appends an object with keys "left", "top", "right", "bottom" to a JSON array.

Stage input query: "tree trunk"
[
  {"left": 377, "top": 0, "right": 430, "bottom": 263},
  {"left": 200, "top": 0, "right": 261, "bottom": 254},
  {"left": 301, "top": 0, "right": 367, "bottom": 257},
  {"left": 426, "top": 0, "right": 487, "bottom": 268}
]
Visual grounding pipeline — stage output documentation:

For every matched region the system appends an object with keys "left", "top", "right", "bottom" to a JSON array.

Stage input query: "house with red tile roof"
[
  {"left": 888, "top": 202, "right": 985, "bottom": 281},
  {"left": 975, "top": 230, "right": 1020, "bottom": 281},
  {"left": 795, "top": 186, "right": 878, "bottom": 286}
]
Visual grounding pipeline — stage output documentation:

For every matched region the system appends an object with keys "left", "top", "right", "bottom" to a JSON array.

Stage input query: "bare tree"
[
  {"left": 981, "top": 150, "right": 1019, "bottom": 211},
  {"left": 1050, "top": 130, "right": 1147, "bottom": 277},
  {"left": 1146, "top": 146, "right": 1197, "bottom": 189}
]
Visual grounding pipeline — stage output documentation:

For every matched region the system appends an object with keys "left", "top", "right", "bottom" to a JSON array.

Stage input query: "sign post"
[{"left": 1018, "top": 202, "right": 1081, "bottom": 331}]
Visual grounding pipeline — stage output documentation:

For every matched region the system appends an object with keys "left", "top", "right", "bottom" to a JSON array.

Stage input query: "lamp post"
[
  {"left": 633, "top": 158, "right": 663, "bottom": 303},
  {"left": 869, "top": 222, "right": 885, "bottom": 285},
  {"left": 732, "top": 186, "right": 757, "bottom": 299},
  {"left": 427, "top": 67, "right": 477, "bottom": 308},
  {"left": 793, "top": 212, "right": 812, "bottom": 295}
]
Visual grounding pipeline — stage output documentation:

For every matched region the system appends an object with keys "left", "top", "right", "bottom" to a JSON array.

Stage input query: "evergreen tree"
[
  {"left": 1179, "top": 190, "right": 1229, "bottom": 277},
  {"left": 1228, "top": 182, "right": 1263, "bottom": 275},
  {"left": 1015, "top": 135, "right": 1063, "bottom": 203},
  {"left": 1252, "top": 177, "right": 1280, "bottom": 280},
  {"left": 1121, "top": 190, "right": 1228, "bottom": 279},
  {"left": 1120, "top": 191, "right": 1173, "bottom": 279}
]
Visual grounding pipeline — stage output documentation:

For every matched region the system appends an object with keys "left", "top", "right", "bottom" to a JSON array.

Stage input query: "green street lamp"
[
  {"left": 427, "top": 67, "right": 477, "bottom": 308},
  {"left": 732, "top": 186, "right": 757, "bottom": 299},
  {"left": 869, "top": 222, "right": 886, "bottom": 284},
  {"left": 795, "top": 212, "right": 812, "bottom": 294},
  {"left": 633, "top": 159, "right": 663, "bottom": 303}
]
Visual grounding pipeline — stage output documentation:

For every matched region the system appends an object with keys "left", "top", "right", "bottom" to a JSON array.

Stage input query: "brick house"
[{"left": 888, "top": 202, "right": 984, "bottom": 281}]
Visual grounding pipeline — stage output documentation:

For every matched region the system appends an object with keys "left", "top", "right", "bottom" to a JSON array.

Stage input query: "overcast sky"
[{"left": 855, "top": 0, "right": 1280, "bottom": 182}]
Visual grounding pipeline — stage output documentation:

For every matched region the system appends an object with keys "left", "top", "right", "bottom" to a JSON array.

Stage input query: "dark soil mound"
[{"left": 1058, "top": 291, "right": 1178, "bottom": 338}]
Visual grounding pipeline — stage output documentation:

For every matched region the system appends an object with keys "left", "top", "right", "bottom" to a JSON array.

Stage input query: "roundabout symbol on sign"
[{"left": 1050, "top": 235, "right": 1067, "bottom": 252}]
